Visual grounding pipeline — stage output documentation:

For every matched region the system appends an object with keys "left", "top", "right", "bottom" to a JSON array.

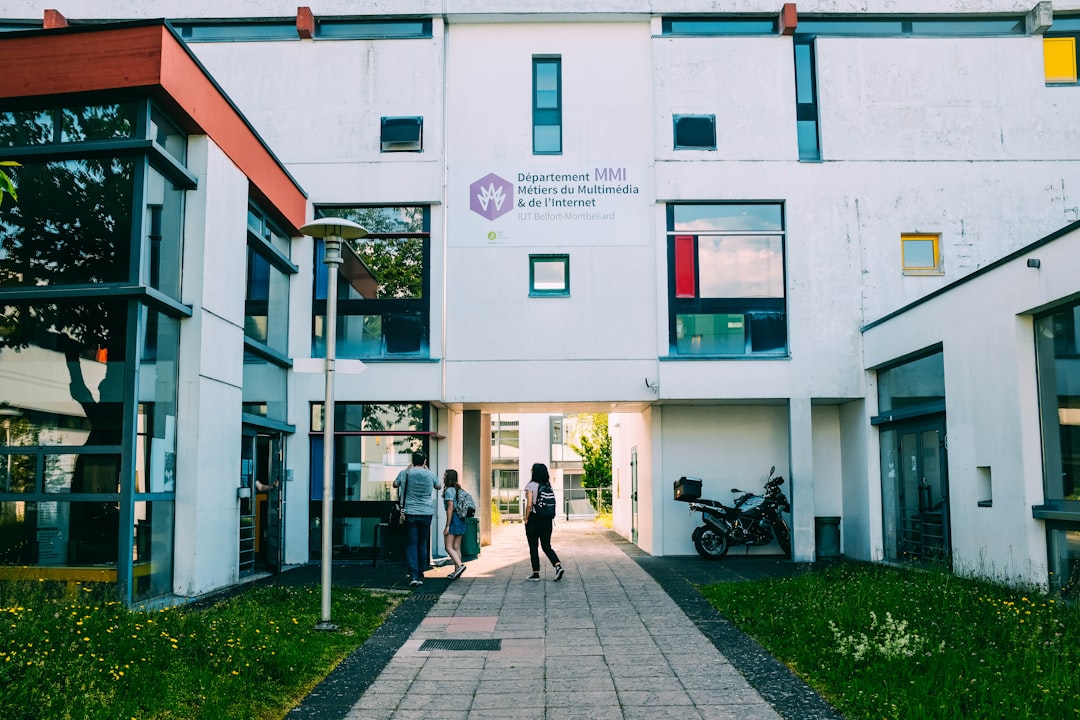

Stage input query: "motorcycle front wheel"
[
  {"left": 693, "top": 526, "right": 729, "bottom": 559},
  {"left": 774, "top": 518, "right": 792, "bottom": 558}
]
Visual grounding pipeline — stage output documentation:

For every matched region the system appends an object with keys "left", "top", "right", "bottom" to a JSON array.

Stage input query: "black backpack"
[{"left": 534, "top": 482, "right": 556, "bottom": 519}]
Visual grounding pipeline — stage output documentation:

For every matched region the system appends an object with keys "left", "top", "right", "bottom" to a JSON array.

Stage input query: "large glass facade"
[
  {"left": 0, "top": 99, "right": 187, "bottom": 603},
  {"left": 312, "top": 206, "right": 429, "bottom": 359},
  {"left": 309, "top": 402, "right": 430, "bottom": 561},
  {"left": 1035, "top": 303, "right": 1080, "bottom": 597}
]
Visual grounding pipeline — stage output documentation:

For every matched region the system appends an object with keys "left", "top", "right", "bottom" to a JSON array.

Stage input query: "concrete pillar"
[
  {"left": 788, "top": 397, "right": 816, "bottom": 562},
  {"left": 462, "top": 410, "right": 491, "bottom": 546}
]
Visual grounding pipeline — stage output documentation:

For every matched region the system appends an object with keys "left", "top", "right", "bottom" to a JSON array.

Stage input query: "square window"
[
  {"left": 1044, "top": 37, "right": 1078, "bottom": 85},
  {"left": 667, "top": 204, "right": 787, "bottom": 357},
  {"left": 380, "top": 116, "right": 423, "bottom": 152},
  {"left": 901, "top": 233, "right": 942, "bottom": 274},
  {"left": 530, "top": 254, "right": 569, "bottom": 296},
  {"left": 673, "top": 115, "right": 716, "bottom": 150}
]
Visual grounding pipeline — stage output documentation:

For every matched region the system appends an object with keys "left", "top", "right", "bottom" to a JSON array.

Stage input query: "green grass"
[
  {"left": 700, "top": 561, "right": 1080, "bottom": 720},
  {"left": 0, "top": 581, "right": 398, "bottom": 720}
]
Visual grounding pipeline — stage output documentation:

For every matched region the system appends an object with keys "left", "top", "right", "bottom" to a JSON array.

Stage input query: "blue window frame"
[{"left": 533, "top": 57, "right": 562, "bottom": 155}]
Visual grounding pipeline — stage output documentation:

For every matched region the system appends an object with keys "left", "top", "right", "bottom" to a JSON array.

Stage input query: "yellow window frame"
[
  {"left": 1044, "top": 36, "right": 1078, "bottom": 85},
  {"left": 901, "top": 233, "right": 941, "bottom": 275}
]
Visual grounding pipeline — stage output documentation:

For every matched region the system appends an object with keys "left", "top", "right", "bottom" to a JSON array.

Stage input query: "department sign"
[{"left": 452, "top": 164, "right": 650, "bottom": 246}]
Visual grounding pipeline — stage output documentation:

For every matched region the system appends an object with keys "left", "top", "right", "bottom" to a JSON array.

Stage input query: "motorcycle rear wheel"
[
  {"left": 693, "top": 526, "right": 729, "bottom": 559},
  {"left": 775, "top": 518, "right": 792, "bottom": 558}
]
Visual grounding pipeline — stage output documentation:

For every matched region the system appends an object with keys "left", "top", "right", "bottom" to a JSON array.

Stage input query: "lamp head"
[{"left": 299, "top": 217, "right": 369, "bottom": 241}]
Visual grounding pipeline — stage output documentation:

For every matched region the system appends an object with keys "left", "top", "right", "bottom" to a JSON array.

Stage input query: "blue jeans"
[{"left": 405, "top": 514, "right": 432, "bottom": 580}]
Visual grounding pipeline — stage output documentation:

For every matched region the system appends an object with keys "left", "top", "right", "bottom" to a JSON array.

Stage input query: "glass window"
[
  {"left": 150, "top": 106, "right": 187, "bottom": 164},
  {"left": 380, "top": 116, "right": 423, "bottom": 152},
  {"left": 661, "top": 17, "right": 777, "bottom": 35},
  {"left": 794, "top": 39, "right": 821, "bottom": 162},
  {"left": 876, "top": 351, "right": 946, "bottom": 415},
  {"left": 309, "top": 402, "right": 430, "bottom": 562},
  {"left": 144, "top": 166, "right": 185, "bottom": 298},
  {"left": 0, "top": 159, "right": 135, "bottom": 287},
  {"left": 133, "top": 500, "right": 173, "bottom": 600},
  {"left": 902, "top": 233, "right": 942, "bottom": 274},
  {"left": 1045, "top": 36, "right": 1079, "bottom": 85},
  {"left": 243, "top": 352, "right": 287, "bottom": 423},
  {"left": 0, "top": 108, "right": 53, "bottom": 146},
  {"left": 315, "top": 18, "right": 433, "bottom": 40},
  {"left": 533, "top": 57, "right": 562, "bottom": 155},
  {"left": 0, "top": 99, "right": 186, "bottom": 602},
  {"left": 530, "top": 254, "right": 569, "bottom": 296},
  {"left": 667, "top": 204, "right": 787, "bottom": 357},
  {"left": 1036, "top": 305, "right": 1080, "bottom": 503},
  {"left": 313, "top": 206, "right": 429, "bottom": 359},
  {"left": 673, "top": 115, "right": 716, "bottom": 151},
  {"left": 1047, "top": 525, "right": 1080, "bottom": 599},
  {"left": 176, "top": 21, "right": 297, "bottom": 42},
  {"left": 245, "top": 248, "right": 290, "bottom": 351}
]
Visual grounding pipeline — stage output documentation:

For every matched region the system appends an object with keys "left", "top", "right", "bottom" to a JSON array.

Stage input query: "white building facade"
[{"left": 1, "top": 1, "right": 1079, "bottom": 603}]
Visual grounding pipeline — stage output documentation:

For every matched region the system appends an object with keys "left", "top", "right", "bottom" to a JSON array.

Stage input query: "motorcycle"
[{"left": 678, "top": 466, "right": 792, "bottom": 560}]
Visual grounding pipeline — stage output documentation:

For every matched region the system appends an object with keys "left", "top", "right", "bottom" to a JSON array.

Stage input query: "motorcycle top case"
[{"left": 674, "top": 476, "right": 702, "bottom": 502}]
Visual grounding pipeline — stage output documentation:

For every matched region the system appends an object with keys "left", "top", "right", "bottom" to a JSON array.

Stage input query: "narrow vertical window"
[
  {"left": 533, "top": 56, "right": 562, "bottom": 154},
  {"left": 794, "top": 38, "right": 821, "bottom": 161}
]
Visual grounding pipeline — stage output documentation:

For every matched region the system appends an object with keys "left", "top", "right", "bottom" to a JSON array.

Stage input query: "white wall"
[
  {"left": 443, "top": 21, "right": 661, "bottom": 405},
  {"left": 862, "top": 230, "right": 1080, "bottom": 585},
  {"left": 657, "top": 405, "right": 789, "bottom": 556},
  {"left": 174, "top": 138, "right": 249, "bottom": 596},
  {"left": 610, "top": 409, "right": 652, "bottom": 545}
]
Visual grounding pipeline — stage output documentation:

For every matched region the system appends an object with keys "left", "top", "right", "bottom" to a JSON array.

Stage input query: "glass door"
[
  {"left": 240, "top": 429, "right": 284, "bottom": 575},
  {"left": 887, "top": 419, "right": 950, "bottom": 566}
]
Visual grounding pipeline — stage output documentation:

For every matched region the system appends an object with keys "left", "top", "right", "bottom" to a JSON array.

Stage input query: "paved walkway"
[{"left": 292, "top": 521, "right": 841, "bottom": 720}]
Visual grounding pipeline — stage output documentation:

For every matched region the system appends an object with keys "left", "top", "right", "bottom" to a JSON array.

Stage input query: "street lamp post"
[{"left": 300, "top": 217, "right": 369, "bottom": 631}]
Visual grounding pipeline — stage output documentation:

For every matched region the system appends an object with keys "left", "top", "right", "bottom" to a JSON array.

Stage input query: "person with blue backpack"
[
  {"left": 523, "top": 462, "right": 564, "bottom": 582},
  {"left": 441, "top": 468, "right": 467, "bottom": 580}
]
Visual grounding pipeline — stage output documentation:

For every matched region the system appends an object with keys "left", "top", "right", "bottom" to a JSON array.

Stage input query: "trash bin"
[
  {"left": 462, "top": 517, "right": 480, "bottom": 560},
  {"left": 815, "top": 516, "right": 841, "bottom": 559}
]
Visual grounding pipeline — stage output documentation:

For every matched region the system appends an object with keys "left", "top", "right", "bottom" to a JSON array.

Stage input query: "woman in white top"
[{"left": 523, "top": 462, "right": 564, "bottom": 582}]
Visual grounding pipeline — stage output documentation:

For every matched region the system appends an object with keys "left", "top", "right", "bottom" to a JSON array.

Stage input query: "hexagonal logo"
[{"left": 469, "top": 173, "right": 514, "bottom": 221}]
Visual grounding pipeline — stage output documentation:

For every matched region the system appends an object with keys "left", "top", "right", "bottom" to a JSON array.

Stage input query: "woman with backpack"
[
  {"left": 523, "top": 462, "right": 564, "bottom": 582},
  {"left": 442, "top": 468, "right": 467, "bottom": 580}
]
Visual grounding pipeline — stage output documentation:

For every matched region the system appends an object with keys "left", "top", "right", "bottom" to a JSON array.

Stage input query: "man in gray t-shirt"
[{"left": 393, "top": 451, "right": 441, "bottom": 585}]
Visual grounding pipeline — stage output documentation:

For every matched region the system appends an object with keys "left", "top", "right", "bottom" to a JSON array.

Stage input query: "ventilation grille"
[{"left": 419, "top": 639, "right": 502, "bottom": 651}]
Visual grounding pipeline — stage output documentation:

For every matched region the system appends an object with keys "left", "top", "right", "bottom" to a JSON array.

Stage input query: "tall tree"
[{"left": 570, "top": 413, "right": 612, "bottom": 489}]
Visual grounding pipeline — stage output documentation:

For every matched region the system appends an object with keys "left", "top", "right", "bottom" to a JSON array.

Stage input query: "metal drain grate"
[{"left": 419, "top": 639, "right": 502, "bottom": 651}]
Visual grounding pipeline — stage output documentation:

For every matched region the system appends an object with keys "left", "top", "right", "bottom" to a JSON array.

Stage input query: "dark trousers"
[
  {"left": 405, "top": 514, "right": 432, "bottom": 580},
  {"left": 525, "top": 516, "right": 560, "bottom": 572}
]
